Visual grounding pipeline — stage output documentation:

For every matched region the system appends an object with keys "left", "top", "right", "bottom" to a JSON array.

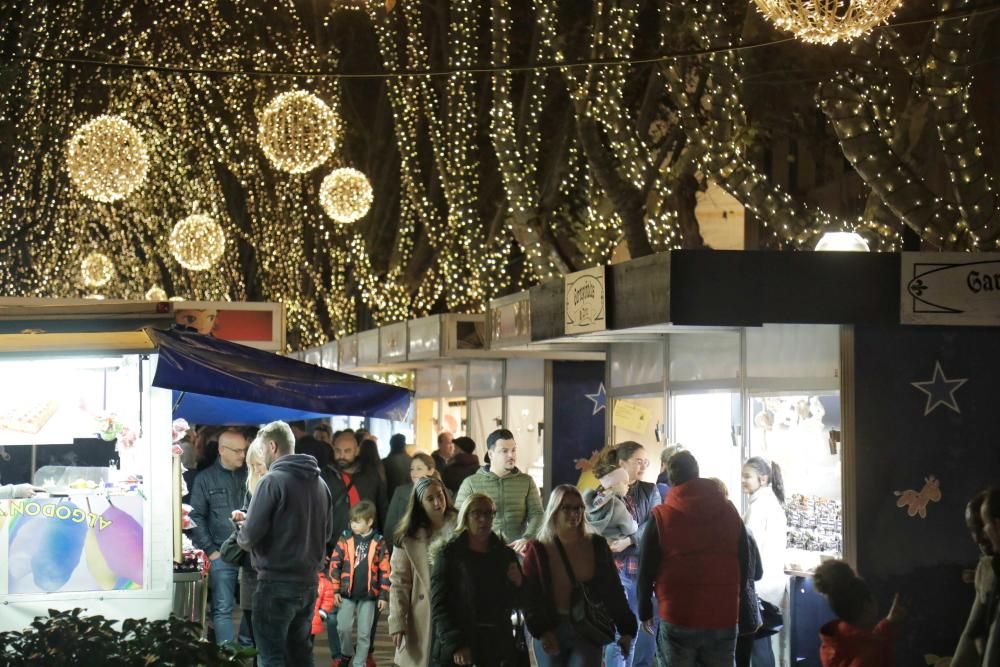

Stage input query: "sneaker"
[
  {"left": 332, "top": 657, "right": 348, "bottom": 667},
  {"left": 365, "top": 656, "right": 376, "bottom": 667}
]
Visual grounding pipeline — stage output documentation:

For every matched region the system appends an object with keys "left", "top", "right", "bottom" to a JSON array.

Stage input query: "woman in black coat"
[{"left": 431, "top": 492, "right": 523, "bottom": 667}]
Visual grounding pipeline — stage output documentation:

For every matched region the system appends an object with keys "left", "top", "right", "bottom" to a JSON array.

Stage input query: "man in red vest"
[{"left": 637, "top": 451, "right": 749, "bottom": 666}]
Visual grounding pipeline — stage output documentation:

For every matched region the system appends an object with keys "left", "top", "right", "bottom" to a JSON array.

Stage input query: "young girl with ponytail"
[{"left": 741, "top": 456, "right": 788, "bottom": 666}]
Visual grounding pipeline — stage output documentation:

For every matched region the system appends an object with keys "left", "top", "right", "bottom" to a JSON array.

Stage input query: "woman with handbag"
[
  {"left": 388, "top": 476, "right": 458, "bottom": 667},
  {"left": 742, "top": 457, "right": 789, "bottom": 667},
  {"left": 523, "top": 485, "right": 636, "bottom": 667},
  {"left": 431, "top": 493, "right": 524, "bottom": 667}
]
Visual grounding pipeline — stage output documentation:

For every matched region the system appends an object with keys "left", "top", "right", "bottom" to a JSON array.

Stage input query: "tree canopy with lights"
[{"left": 0, "top": 0, "right": 997, "bottom": 348}]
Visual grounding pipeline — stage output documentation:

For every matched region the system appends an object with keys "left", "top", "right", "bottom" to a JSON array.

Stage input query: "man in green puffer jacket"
[{"left": 454, "top": 428, "right": 544, "bottom": 555}]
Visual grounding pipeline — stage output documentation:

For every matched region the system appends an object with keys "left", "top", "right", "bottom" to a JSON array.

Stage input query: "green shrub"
[{"left": 0, "top": 608, "right": 255, "bottom": 666}]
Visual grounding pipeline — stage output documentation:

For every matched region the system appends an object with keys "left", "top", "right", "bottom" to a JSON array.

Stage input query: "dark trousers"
[
  {"left": 750, "top": 636, "right": 775, "bottom": 667},
  {"left": 252, "top": 579, "right": 317, "bottom": 667},
  {"left": 735, "top": 633, "right": 754, "bottom": 667}
]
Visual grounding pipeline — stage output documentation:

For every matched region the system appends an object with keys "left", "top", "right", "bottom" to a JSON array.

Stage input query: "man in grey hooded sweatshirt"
[{"left": 237, "top": 420, "right": 334, "bottom": 667}]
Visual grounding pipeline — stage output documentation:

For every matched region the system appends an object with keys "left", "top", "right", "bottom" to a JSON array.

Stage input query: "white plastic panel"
[
  {"left": 303, "top": 349, "right": 321, "bottom": 366},
  {"left": 439, "top": 364, "right": 468, "bottom": 398},
  {"left": 469, "top": 396, "right": 503, "bottom": 453},
  {"left": 379, "top": 322, "right": 407, "bottom": 363},
  {"left": 507, "top": 395, "right": 545, "bottom": 490},
  {"left": 415, "top": 367, "right": 441, "bottom": 398},
  {"left": 668, "top": 332, "right": 740, "bottom": 382},
  {"left": 357, "top": 329, "right": 379, "bottom": 366},
  {"left": 610, "top": 342, "right": 666, "bottom": 389},
  {"left": 468, "top": 360, "right": 504, "bottom": 398},
  {"left": 408, "top": 316, "right": 442, "bottom": 360},
  {"left": 338, "top": 335, "right": 358, "bottom": 369},
  {"left": 746, "top": 324, "right": 839, "bottom": 380},
  {"left": 505, "top": 358, "right": 545, "bottom": 395},
  {"left": 320, "top": 341, "right": 338, "bottom": 370}
]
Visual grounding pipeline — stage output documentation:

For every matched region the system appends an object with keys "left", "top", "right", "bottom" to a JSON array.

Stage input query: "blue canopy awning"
[{"left": 148, "top": 328, "right": 412, "bottom": 423}]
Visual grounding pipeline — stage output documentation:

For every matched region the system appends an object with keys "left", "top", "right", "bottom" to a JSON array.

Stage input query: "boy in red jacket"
[
  {"left": 312, "top": 571, "right": 336, "bottom": 645},
  {"left": 812, "top": 560, "right": 905, "bottom": 666},
  {"left": 329, "top": 501, "right": 391, "bottom": 667}
]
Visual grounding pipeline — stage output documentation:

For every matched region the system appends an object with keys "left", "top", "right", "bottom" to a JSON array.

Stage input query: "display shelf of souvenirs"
[{"left": 785, "top": 493, "right": 841, "bottom": 553}]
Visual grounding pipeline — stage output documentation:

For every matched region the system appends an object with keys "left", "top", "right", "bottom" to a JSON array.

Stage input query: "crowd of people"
[{"left": 177, "top": 421, "right": 1000, "bottom": 667}]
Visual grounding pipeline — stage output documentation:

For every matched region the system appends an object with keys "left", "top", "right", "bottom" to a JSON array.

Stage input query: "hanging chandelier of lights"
[
  {"left": 258, "top": 91, "right": 339, "bottom": 174},
  {"left": 144, "top": 285, "right": 168, "bottom": 301},
  {"left": 81, "top": 251, "right": 114, "bottom": 287},
  {"left": 66, "top": 115, "right": 149, "bottom": 202},
  {"left": 168, "top": 214, "right": 226, "bottom": 271},
  {"left": 320, "top": 167, "right": 374, "bottom": 223},
  {"left": 751, "top": 0, "right": 904, "bottom": 45}
]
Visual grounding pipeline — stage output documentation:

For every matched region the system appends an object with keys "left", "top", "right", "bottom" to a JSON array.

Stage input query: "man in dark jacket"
[
  {"left": 442, "top": 436, "right": 479, "bottom": 495},
  {"left": 237, "top": 420, "right": 333, "bottom": 667},
  {"left": 431, "top": 431, "right": 454, "bottom": 472},
  {"left": 637, "top": 451, "right": 748, "bottom": 667},
  {"left": 291, "top": 420, "right": 331, "bottom": 469},
  {"left": 188, "top": 427, "right": 248, "bottom": 644},
  {"left": 382, "top": 433, "right": 412, "bottom": 502},
  {"left": 322, "top": 431, "right": 389, "bottom": 543}
]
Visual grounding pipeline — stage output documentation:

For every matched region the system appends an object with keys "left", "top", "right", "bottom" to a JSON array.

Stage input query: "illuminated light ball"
[
  {"left": 751, "top": 0, "right": 903, "bottom": 44},
  {"left": 169, "top": 214, "right": 226, "bottom": 271},
  {"left": 145, "top": 286, "right": 168, "bottom": 301},
  {"left": 258, "top": 91, "right": 338, "bottom": 174},
  {"left": 66, "top": 115, "right": 149, "bottom": 203},
  {"left": 319, "top": 168, "right": 374, "bottom": 223},
  {"left": 81, "top": 252, "right": 114, "bottom": 287}
]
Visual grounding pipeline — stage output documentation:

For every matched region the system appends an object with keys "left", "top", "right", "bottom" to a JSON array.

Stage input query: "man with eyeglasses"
[{"left": 189, "top": 427, "right": 250, "bottom": 644}]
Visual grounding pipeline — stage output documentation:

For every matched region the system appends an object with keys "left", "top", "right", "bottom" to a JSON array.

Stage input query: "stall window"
[
  {"left": 748, "top": 392, "right": 842, "bottom": 572},
  {"left": 670, "top": 391, "right": 742, "bottom": 498}
]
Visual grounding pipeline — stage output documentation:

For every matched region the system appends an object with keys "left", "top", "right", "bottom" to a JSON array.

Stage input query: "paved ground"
[{"left": 228, "top": 609, "right": 396, "bottom": 666}]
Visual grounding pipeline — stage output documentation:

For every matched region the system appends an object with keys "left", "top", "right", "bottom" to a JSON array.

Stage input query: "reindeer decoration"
[{"left": 894, "top": 475, "right": 942, "bottom": 519}]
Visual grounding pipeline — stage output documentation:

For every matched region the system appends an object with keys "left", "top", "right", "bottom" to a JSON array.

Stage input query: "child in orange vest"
[
  {"left": 813, "top": 560, "right": 905, "bottom": 666},
  {"left": 329, "top": 501, "right": 391, "bottom": 667},
  {"left": 312, "top": 571, "right": 336, "bottom": 646}
]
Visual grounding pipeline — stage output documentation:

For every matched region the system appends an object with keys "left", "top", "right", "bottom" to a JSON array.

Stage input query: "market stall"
[
  {"left": 0, "top": 302, "right": 176, "bottom": 632},
  {"left": 0, "top": 301, "right": 412, "bottom": 634}
]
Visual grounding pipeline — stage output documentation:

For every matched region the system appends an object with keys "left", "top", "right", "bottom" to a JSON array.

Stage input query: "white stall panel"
[
  {"left": 379, "top": 322, "right": 407, "bottom": 364},
  {"left": 746, "top": 324, "right": 839, "bottom": 380},
  {"left": 669, "top": 332, "right": 740, "bottom": 382},
  {"left": 338, "top": 335, "right": 358, "bottom": 370},
  {"left": 408, "top": 316, "right": 442, "bottom": 360},
  {"left": 505, "top": 358, "right": 545, "bottom": 395},
  {"left": 357, "top": 330, "right": 379, "bottom": 367},
  {"left": 468, "top": 360, "right": 504, "bottom": 398},
  {"left": 320, "top": 341, "right": 338, "bottom": 370},
  {"left": 610, "top": 342, "right": 665, "bottom": 390},
  {"left": 440, "top": 364, "right": 468, "bottom": 398},
  {"left": 415, "top": 367, "right": 441, "bottom": 399}
]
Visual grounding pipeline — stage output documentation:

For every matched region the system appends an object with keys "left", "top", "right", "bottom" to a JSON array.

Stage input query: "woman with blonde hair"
[
  {"left": 388, "top": 476, "right": 458, "bottom": 667},
  {"left": 523, "top": 485, "right": 635, "bottom": 667},
  {"left": 221, "top": 434, "right": 265, "bottom": 651},
  {"left": 431, "top": 493, "right": 523, "bottom": 667}
]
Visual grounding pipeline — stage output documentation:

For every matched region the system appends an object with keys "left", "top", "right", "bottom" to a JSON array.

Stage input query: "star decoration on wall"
[
  {"left": 585, "top": 382, "right": 607, "bottom": 416},
  {"left": 911, "top": 361, "right": 967, "bottom": 416}
]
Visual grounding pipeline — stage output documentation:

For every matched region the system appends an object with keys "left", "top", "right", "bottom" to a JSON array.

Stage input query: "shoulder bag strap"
[{"left": 553, "top": 537, "right": 579, "bottom": 587}]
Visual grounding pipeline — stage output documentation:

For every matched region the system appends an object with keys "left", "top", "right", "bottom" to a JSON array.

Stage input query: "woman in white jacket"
[
  {"left": 742, "top": 456, "right": 788, "bottom": 667},
  {"left": 388, "top": 475, "right": 457, "bottom": 667}
]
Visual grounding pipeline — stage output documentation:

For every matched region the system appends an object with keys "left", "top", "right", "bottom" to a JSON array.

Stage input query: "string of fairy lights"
[{"left": 0, "top": 0, "right": 996, "bottom": 350}]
